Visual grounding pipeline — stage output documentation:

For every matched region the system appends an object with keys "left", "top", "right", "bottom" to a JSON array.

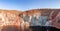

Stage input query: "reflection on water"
[
  {"left": 0, "top": 26, "right": 43, "bottom": 31},
  {"left": 0, "top": 26, "right": 60, "bottom": 31},
  {"left": 1, "top": 27, "right": 20, "bottom": 31}
]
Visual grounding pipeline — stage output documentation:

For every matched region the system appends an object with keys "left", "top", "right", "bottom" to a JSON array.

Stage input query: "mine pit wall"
[
  {"left": 52, "top": 12, "right": 60, "bottom": 29},
  {"left": 0, "top": 9, "right": 60, "bottom": 31},
  {"left": 0, "top": 10, "right": 30, "bottom": 31},
  {"left": 0, "top": 10, "right": 24, "bottom": 31},
  {"left": 19, "top": 9, "right": 60, "bottom": 30},
  {"left": 19, "top": 10, "right": 49, "bottom": 28}
]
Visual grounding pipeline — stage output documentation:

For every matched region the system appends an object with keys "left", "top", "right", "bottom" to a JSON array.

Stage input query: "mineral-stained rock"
[
  {"left": 0, "top": 9, "right": 60, "bottom": 31},
  {"left": 19, "top": 9, "right": 60, "bottom": 29},
  {"left": 0, "top": 10, "right": 24, "bottom": 31}
]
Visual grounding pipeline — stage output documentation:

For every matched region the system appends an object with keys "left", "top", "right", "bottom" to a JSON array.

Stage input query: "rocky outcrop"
[
  {"left": 0, "top": 10, "right": 24, "bottom": 31},
  {"left": 52, "top": 12, "right": 60, "bottom": 29},
  {"left": 19, "top": 9, "right": 60, "bottom": 29},
  {"left": 0, "top": 9, "right": 60, "bottom": 31}
]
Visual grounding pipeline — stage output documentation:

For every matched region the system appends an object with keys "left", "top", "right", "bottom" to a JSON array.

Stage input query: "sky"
[{"left": 0, "top": 0, "right": 60, "bottom": 11}]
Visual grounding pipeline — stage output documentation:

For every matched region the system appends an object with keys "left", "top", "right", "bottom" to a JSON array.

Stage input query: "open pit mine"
[{"left": 0, "top": 9, "right": 60, "bottom": 31}]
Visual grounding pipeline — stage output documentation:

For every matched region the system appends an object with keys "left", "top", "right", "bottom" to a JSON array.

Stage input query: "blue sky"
[{"left": 0, "top": 0, "right": 60, "bottom": 11}]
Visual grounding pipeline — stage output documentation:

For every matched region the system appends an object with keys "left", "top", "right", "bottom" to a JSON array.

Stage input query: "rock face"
[
  {"left": 0, "top": 9, "right": 60, "bottom": 31},
  {"left": 52, "top": 12, "right": 60, "bottom": 29},
  {"left": 19, "top": 9, "right": 60, "bottom": 29},
  {"left": 0, "top": 10, "right": 24, "bottom": 31}
]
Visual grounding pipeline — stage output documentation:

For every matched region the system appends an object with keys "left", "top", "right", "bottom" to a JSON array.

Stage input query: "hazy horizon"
[{"left": 0, "top": 0, "right": 60, "bottom": 11}]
